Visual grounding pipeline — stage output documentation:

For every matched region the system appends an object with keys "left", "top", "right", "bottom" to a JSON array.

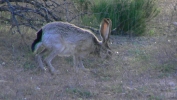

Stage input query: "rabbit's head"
[{"left": 92, "top": 18, "right": 112, "bottom": 59}]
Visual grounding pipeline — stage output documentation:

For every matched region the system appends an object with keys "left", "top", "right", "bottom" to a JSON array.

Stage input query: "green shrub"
[
  {"left": 80, "top": 0, "right": 159, "bottom": 35},
  {"left": 73, "top": 0, "right": 91, "bottom": 13}
]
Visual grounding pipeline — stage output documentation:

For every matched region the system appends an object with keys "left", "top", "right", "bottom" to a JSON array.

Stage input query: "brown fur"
[{"left": 32, "top": 18, "right": 112, "bottom": 74}]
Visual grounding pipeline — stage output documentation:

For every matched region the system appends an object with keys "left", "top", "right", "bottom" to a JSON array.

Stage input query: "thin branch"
[
  {"left": 0, "top": 0, "right": 103, "bottom": 35},
  {"left": 5, "top": 0, "right": 22, "bottom": 34}
]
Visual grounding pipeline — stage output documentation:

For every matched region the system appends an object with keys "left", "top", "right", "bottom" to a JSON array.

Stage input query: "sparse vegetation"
[
  {"left": 66, "top": 87, "right": 93, "bottom": 98},
  {"left": 0, "top": 0, "right": 177, "bottom": 100},
  {"left": 23, "top": 61, "right": 36, "bottom": 71}
]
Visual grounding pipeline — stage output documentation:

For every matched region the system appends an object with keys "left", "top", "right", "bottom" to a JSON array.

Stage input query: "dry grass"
[{"left": 0, "top": 0, "right": 177, "bottom": 100}]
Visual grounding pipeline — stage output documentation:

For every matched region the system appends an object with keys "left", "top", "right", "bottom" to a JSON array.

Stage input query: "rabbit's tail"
[{"left": 31, "top": 29, "right": 43, "bottom": 53}]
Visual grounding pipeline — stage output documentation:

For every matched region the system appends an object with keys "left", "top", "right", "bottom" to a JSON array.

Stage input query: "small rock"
[
  {"left": 172, "top": 22, "right": 177, "bottom": 26},
  {"left": 2, "top": 62, "right": 5, "bottom": 65},
  {"left": 36, "top": 86, "right": 41, "bottom": 90},
  {"left": 168, "top": 81, "right": 176, "bottom": 87}
]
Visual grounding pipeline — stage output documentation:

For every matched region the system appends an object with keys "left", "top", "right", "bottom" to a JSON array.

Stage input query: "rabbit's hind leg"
[
  {"left": 44, "top": 50, "right": 58, "bottom": 74},
  {"left": 36, "top": 48, "right": 47, "bottom": 71}
]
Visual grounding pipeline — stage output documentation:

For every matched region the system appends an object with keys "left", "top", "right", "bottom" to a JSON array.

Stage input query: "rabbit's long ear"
[{"left": 100, "top": 18, "right": 112, "bottom": 43}]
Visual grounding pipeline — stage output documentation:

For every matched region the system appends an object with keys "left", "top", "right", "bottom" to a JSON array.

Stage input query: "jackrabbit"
[{"left": 31, "top": 18, "right": 112, "bottom": 73}]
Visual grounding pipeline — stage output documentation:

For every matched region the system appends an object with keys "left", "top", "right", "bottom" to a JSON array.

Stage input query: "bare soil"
[{"left": 0, "top": 0, "right": 177, "bottom": 100}]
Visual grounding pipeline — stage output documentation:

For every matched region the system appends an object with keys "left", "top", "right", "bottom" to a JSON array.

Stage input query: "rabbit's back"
[{"left": 41, "top": 22, "right": 97, "bottom": 56}]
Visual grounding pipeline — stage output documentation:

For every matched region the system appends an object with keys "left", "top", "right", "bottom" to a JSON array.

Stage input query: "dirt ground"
[{"left": 0, "top": 0, "right": 177, "bottom": 100}]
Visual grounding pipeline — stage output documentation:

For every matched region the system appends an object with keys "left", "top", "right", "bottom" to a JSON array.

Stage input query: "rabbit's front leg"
[
  {"left": 73, "top": 55, "right": 88, "bottom": 72},
  {"left": 78, "top": 57, "right": 85, "bottom": 69},
  {"left": 78, "top": 57, "right": 89, "bottom": 72},
  {"left": 73, "top": 55, "right": 79, "bottom": 72}
]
